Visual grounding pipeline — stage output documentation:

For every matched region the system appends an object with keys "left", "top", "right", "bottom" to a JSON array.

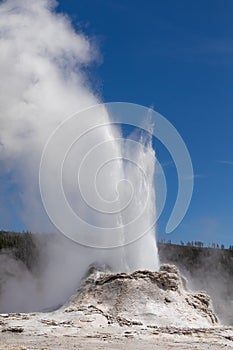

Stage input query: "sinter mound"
[{"left": 63, "top": 264, "right": 218, "bottom": 328}]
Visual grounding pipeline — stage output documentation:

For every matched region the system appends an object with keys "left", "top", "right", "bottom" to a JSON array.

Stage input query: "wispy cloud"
[
  {"left": 193, "top": 174, "right": 206, "bottom": 179},
  {"left": 202, "top": 40, "right": 233, "bottom": 55},
  {"left": 140, "top": 37, "right": 233, "bottom": 66},
  {"left": 183, "top": 173, "right": 207, "bottom": 181},
  {"left": 217, "top": 160, "right": 233, "bottom": 166},
  {"left": 160, "top": 160, "right": 175, "bottom": 169}
]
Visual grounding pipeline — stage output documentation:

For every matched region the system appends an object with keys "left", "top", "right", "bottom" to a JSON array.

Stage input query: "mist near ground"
[
  {"left": 0, "top": 232, "right": 159, "bottom": 313},
  {"left": 187, "top": 253, "right": 233, "bottom": 326},
  {"left": 159, "top": 243, "right": 233, "bottom": 326},
  {"left": 0, "top": 234, "right": 110, "bottom": 312}
]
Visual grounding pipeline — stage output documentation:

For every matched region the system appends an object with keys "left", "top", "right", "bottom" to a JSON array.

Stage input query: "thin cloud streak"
[{"left": 217, "top": 160, "right": 233, "bottom": 166}]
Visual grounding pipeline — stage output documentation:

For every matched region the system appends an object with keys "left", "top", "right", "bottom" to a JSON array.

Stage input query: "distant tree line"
[
  {"left": 0, "top": 230, "right": 233, "bottom": 273},
  {"left": 0, "top": 230, "right": 38, "bottom": 270},
  {"left": 159, "top": 238, "right": 233, "bottom": 251}
]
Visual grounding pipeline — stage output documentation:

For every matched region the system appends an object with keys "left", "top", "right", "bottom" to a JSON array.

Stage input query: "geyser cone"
[{"left": 63, "top": 264, "right": 218, "bottom": 328}]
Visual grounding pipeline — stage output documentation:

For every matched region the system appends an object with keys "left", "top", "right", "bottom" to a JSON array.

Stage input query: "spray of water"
[{"left": 0, "top": 0, "right": 158, "bottom": 312}]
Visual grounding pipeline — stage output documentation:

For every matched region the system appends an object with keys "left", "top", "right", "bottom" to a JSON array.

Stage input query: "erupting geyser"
[
  {"left": 0, "top": 0, "right": 159, "bottom": 312},
  {"left": 39, "top": 102, "right": 160, "bottom": 272}
]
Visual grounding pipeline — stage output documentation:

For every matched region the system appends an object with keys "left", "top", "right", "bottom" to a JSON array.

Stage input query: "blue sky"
[
  {"left": 1, "top": 1, "right": 232, "bottom": 248},
  {"left": 57, "top": 0, "right": 233, "bottom": 246}
]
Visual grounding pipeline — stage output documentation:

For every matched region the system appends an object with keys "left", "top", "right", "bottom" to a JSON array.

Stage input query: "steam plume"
[{"left": 0, "top": 0, "right": 158, "bottom": 312}]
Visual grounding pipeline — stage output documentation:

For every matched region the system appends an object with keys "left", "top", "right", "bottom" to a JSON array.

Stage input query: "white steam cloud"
[
  {"left": 0, "top": 0, "right": 98, "bottom": 231},
  {"left": 0, "top": 0, "right": 158, "bottom": 312}
]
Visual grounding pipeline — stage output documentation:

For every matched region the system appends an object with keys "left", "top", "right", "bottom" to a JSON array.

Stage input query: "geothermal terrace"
[{"left": 0, "top": 264, "right": 232, "bottom": 350}]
